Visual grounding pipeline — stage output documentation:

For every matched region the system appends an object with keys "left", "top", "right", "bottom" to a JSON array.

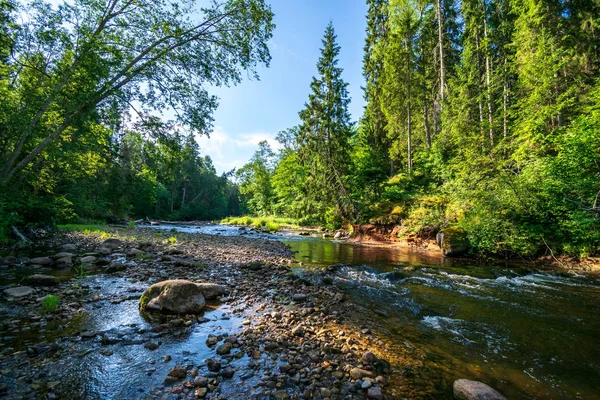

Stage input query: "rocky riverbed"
[{"left": 0, "top": 229, "right": 396, "bottom": 399}]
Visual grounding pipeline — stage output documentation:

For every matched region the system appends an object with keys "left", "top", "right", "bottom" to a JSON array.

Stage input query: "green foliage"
[
  {"left": 41, "top": 295, "right": 59, "bottom": 313},
  {"left": 168, "top": 236, "right": 177, "bottom": 244}
]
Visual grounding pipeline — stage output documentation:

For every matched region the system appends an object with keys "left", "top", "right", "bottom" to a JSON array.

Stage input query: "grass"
[
  {"left": 41, "top": 295, "right": 59, "bottom": 313},
  {"left": 221, "top": 216, "right": 302, "bottom": 232},
  {"left": 73, "top": 264, "right": 89, "bottom": 278}
]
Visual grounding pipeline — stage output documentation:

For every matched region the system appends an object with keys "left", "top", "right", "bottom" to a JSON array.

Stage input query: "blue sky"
[{"left": 198, "top": 0, "right": 368, "bottom": 174}]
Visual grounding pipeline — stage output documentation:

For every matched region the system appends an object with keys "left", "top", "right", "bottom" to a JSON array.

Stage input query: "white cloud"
[{"left": 195, "top": 126, "right": 280, "bottom": 174}]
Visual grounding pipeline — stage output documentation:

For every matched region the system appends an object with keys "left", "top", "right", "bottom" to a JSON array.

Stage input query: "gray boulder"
[
  {"left": 60, "top": 244, "right": 77, "bottom": 252},
  {"left": 54, "top": 257, "right": 73, "bottom": 269},
  {"left": 437, "top": 227, "right": 469, "bottom": 257},
  {"left": 453, "top": 379, "right": 506, "bottom": 400},
  {"left": 139, "top": 280, "right": 206, "bottom": 314}
]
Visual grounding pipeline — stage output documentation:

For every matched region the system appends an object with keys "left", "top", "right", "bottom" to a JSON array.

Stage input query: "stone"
[
  {"left": 334, "top": 231, "right": 343, "bottom": 239},
  {"left": 216, "top": 342, "right": 231, "bottom": 355},
  {"left": 144, "top": 341, "right": 159, "bottom": 350},
  {"left": 367, "top": 387, "right": 383, "bottom": 400},
  {"left": 361, "top": 380, "right": 373, "bottom": 389},
  {"left": 362, "top": 351, "right": 375, "bottom": 363},
  {"left": 220, "top": 367, "right": 234, "bottom": 379},
  {"left": 139, "top": 280, "right": 206, "bottom": 314},
  {"left": 206, "top": 335, "right": 218, "bottom": 346},
  {"left": 4, "top": 286, "right": 35, "bottom": 298},
  {"left": 167, "top": 366, "right": 187, "bottom": 380},
  {"left": 101, "top": 238, "right": 124, "bottom": 250},
  {"left": 453, "top": 379, "right": 506, "bottom": 400},
  {"left": 194, "top": 387, "right": 208, "bottom": 398},
  {"left": 350, "top": 368, "right": 373, "bottom": 380},
  {"left": 60, "top": 244, "right": 77, "bottom": 252},
  {"left": 126, "top": 248, "right": 144, "bottom": 257},
  {"left": 54, "top": 257, "right": 73, "bottom": 268},
  {"left": 273, "top": 390, "right": 291, "bottom": 400},
  {"left": 24, "top": 274, "right": 59, "bottom": 286},
  {"left": 28, "top": 257, "right": 52, "bottom": 266},
  {"left": 193, "top": 376, "right": 208, "bottom": 387},
  {"left": 53, "top": 252, "right": 74, "bottom": 259},
  {"left": 206, "top": 359, "right": 221, "bottom": 372},
  {"left": 292, "top": 293, "right": 308, "bottom": 302},
  {"left": 81, "top": 256, "right": 97, "bottom": 264},
  {"left": 291, "top": 325, "right": 304, "bottom": 337},
  {"left": 195, "top": 283, "right": 226, "bottom": 300}
]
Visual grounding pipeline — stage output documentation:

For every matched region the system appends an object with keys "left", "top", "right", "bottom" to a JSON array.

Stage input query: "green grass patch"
[{"left": 41, "top": 295, "right": 59, "bottom": 313}]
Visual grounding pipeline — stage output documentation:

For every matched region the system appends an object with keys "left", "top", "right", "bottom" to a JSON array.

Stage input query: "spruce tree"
[{"left": 298, "top": 23, "right": 356, "bottom": 222}]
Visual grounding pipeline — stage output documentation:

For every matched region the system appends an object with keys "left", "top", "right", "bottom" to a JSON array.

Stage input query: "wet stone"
[
  {"left": 216, "top": 342, "right": 231, "bottom": 355},
  {"left": 166, "top": 366, "right": 187, "bottom": 380},
  {"left": 4, "top": 286, "right": 35, "bottom": 298}
]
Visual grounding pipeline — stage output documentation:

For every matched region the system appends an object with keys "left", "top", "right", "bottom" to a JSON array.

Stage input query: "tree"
[
  {"left": 236, "top": 140, "right": 275, "bottom": 216},
  {"left": 0, "top": 0, "right": 274, "bottom": 185},
  {"left": 297, "top": 23, "right": 356, "bottom": 223}
]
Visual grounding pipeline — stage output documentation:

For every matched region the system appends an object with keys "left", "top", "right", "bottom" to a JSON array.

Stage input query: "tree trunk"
[
  {"left": 482, "top": 0, "right": 494, "bottom": 146},
  {"left": 436, "top": 0, "right": 446, "bottom": 105}
]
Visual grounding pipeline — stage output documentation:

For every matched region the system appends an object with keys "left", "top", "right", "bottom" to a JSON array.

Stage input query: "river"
[{"left": 149, "top": 224, "right": 600, "bottom": 399}]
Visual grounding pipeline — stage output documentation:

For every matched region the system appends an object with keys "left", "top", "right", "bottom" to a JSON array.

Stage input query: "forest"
[
  {"left": 237, "top": 0, "right": 600, "bottom": 258},
  {"left": 2, "top": 0, "right": 600, "bottom": 258}
]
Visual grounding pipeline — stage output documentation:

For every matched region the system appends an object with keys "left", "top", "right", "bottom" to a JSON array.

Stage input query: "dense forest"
[
  {"left": 2, "top": 0, "right": 600, "bottom": 258},
  {"left": 237, "top": 0, "right": 600, "bottom": 257},
  {"left": 0, "top": 0, "right": 273, "bottom": 239}
]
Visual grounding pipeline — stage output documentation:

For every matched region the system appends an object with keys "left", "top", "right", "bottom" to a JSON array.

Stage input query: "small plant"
[
  {"left": 128, "top": 221, "right": 136, "bottom": 230},
  {"left": 73, "top": 264, "right": 89, "bottom": 278},
  {"left": 168, "top": 236, "right": 177, "bottom": 244},
  {"left": 41, "top": 295, "right": 59, "bottom": 313},
  {"left": 170, "top": 228, "right": 177, "bottom": 233}
]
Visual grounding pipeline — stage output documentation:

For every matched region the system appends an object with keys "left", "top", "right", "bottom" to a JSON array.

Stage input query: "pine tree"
[{"left": 298, "top": 23, "right": 356, "bottom": 222}]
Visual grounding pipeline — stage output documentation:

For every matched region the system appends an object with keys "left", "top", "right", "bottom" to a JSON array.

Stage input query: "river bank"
[
  {"left": 344, "top": 223, "right": 600, "bottom": 274},
  {"left": 0, "top": 228, "right": 396, "bottom": 399}
]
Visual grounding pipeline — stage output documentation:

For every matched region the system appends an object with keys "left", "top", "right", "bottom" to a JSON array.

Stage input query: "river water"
[{"left": 150, "top": 224, "right": 600, "bottom": 399}]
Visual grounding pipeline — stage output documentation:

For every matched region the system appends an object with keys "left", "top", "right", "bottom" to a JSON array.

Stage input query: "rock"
[
  {"left": 139, "top": 280, "right": 206, "bottom": 314},
  {"left": 362, "top": 351, "right": 375, "bottom": 363},
  {"left": 126, "top": 248, "right": 144, "bottom": 257},
  {"left": 220, "top": 367, "right": 234, "bottom": 379},
  {"left": 167, "top": 366, "right": 187, "bottom": 380},
  {"left": 60, "top": 244, "right": 77, "bottom": 252},
  {"left": 367, "top": 386, "right": 383, "bottom": 400},
  {"left": 292, "top": 293, "right": 308, "bottom": 302},
  {"left": 144, "top": 341, "right": 159, "bottom": 350},
  {"left": 216, "top": 342, "right": 232, "bottom": 355},
  {"left": 195, "top": 283, "right": 226, "bottom": 300},
  {"left": 24, "top": 274, "right": 59, "bottom": 286},
  {"left": 437, "top": 227, "right": 469, "bottom": 257},
  {"left": 206, "top": 335, "right": 218, "bottom": 346},
  {"left": 4, "top": 286, "right": 35, "bottom": 298},
  {"left": 206, "top": 359, "right": 221, "bottom": 372},
  {"left": 273, "top": 390, "right": 291, "bottom": 400},
  {"left": 101, "top": 238, "right": 124, "bottom": 250},
  {"left": 194, "top": 387, "right": 208, "bottom": 398},
  {"left": 291, "top": 325, "right": 305, "bottom": 337},
  {"left": 81, "top": 256, "right": 97, "bottom": 264},
  {"left": 453, "top": 379, "right": 506, "bottom": 400},
  {"left": 334, "top": 231, "right": 343, "bottom": 239},
  {"left": 28, "top": 257, "right": 53, "bottom": 266},
  {"left": 193, "top": 376, "right": 208, "bottom": 387},
  {"left": 361, "top": 380, "right": 373, "bottom": 389},
  {"left": 350, "top": 368, "right": 373, "bottom": 380},
  {"left": 298, "top": 232, "right": 310, "bottom": 236},
  {"left": 104, "top": 262, "right": 126, "bottom": 273},
  {"left": 54, "top": 257, "right": 73, "bottom": 269},
  {"left": 52, "top": 252, "right": 74, "bottom": 259}
]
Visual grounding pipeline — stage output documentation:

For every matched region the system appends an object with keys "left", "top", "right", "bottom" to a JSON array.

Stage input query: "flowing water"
[
  {"left": 152, "top": 224, "right": 600, "bottom": 399},
  {"left": 2, "top": 224, "right": 600, "bottom": 399}
]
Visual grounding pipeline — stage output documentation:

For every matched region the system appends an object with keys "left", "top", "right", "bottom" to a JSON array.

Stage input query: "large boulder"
[
  {"left": 140, "top": 280, "right": 207, "bottom": 314},
  {"left": 437, "top": 227, "right": 469, "bottom": 257},
  {"left": 453, "top": 379, "right": 506, "bottom": 400},
  {"left": 54, "top": 257, "right": 73, "bottom": 269}
]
